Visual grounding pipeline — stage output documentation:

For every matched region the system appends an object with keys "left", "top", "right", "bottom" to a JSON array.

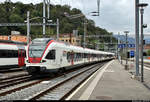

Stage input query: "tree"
[
  {"left": 147, "top": 50, "right": 150, "bottom": 56},
  {"left": 9, "top": 14, "right": 24, "bottom": 23},
  {"left": 0, "top": 1, "right": 117, "bottom": 46}
]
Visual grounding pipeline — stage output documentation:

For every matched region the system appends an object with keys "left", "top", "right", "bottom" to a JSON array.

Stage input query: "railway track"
[
  {"left": 143, "top": 63, "right": 150, "bottom": 68},
  {"left": 29, "top": 63, "right": 105, "bottom": 100},
  {"left": 0, "top": 67, "right": 23, "bottom": 73},
  {"left": 0, "top": 74, "right": 32, "bottom": 90},
  {"left": 0, "top": 73, "right": 28, "bottom": 81},
  {"left": 0, "top": 61, "right": 107, "bottom": 100}
]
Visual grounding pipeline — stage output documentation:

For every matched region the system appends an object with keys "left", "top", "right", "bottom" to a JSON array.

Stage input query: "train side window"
[
  {"left": 0, "top": 50, "right": 8, "bottom": 58},
  {"left": 0, "top": 50, "right": 18, "bottom": 58},
  {"left": 63, "top": 51, "right": 67, "bottom": 56},
  {"left": 0, "top": 50, "right": 5, "bottom": 58},
  {"left": 46, "top": 50, "right": 56, "bottom": 59},
  {"left": 67, "top": 52, "right": 71, "bottom": 62},
  {"left": 24, "top": 51, "right": 26, "bottom": 57},
  {"left": 83, "top": 53, "right": 85, "bottom": 58},
  {"left": 0, "top": 50, "right": 2, "bottom": 57},
  {"left": 7, "top": 50, "right": 11, "bottom": 57},
  {"left": 14, "top": 50, "right": 18, "bottom": 57}
]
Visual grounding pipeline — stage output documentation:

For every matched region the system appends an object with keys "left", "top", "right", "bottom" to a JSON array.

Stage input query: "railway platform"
[
  {"left": 121, "top": 59, "right": 150, "bottom": 92},
  {"left": 66, "top": 60, "right": 150, "bottom": 100}
]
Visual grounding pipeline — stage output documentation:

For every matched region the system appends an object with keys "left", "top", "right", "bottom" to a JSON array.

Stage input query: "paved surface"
[
  {"left": 121, "top": 59, "right": 150, "bottom": 93},
  {"left": 67, "top": 60, "right": 150, "bottom": 100}
]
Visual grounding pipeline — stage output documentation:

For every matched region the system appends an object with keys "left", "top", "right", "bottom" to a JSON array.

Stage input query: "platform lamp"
[
  {"left": 124, "top": 31, "right": 129, "bottom": 70},
  {"left": 138, "top": 3, "right": 148, "bottom": 82}
]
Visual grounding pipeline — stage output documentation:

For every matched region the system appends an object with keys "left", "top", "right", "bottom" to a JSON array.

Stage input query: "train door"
[
  {"left": 55, "top": 48, "right": 62, "bottom": 68},
  {"left": 58, "top": 49, "right": 63, "bottom": 68},
  {"left": 71, "top": 51, "right": 74, "bottom": 65},
  {"left": 45, "top": 49, "right": 57, "bottom": 68},
  {"left": 88, "top": 54, "right": 90, "bottom": 62},
  {"left": 18, "top": 49, "right": 25, "bottom": 67}
]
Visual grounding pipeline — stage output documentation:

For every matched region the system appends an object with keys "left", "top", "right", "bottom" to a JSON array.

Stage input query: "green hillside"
[{"left": 0, "top": 1, "right": 116, "bottom": 49}]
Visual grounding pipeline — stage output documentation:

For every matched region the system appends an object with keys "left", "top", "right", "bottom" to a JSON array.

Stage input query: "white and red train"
[
  {"left": 25, "top": 38, "right": 114, "bottom": 74},
  {"left": 0, "top": 40, "right": 26, "bottom": 68}
]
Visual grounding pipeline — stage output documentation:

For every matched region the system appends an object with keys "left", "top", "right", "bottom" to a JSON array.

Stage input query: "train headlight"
[
  {"left": 41, "top": 60, "right": 46, "bottom": 63},
  {"left": 40, "top": 66, "right": 46, "bottom": 71}
]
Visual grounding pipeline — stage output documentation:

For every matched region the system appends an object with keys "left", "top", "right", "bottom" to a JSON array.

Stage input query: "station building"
[
  {"left": 58, "top": 33, "right": 81, "bottom": 46},
  {"left": 0, "top": 31, "right": 28, "bottom": 43}
]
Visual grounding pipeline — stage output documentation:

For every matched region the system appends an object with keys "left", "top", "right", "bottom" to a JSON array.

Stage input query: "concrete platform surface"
[
  {"left": 121, "top": 59, "right": 150, "bottom": 94},
  {"left": 66, "top": 60, "right": 150, "bottom": 100}
]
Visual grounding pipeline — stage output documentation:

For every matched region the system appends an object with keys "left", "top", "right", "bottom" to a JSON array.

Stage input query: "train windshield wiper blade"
[{"left": 30, "top": 48, "right": 36, "bottom": 58}]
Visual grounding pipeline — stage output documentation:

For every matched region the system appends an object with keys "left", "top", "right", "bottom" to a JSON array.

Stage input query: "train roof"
[
  {"left": 0, "top": 40, "right": 27, "bottom": 45},
  {"left": 31, "top": 38, "right": 53, "bottom": 45},
  {"left": 31, "top": 38, "right": 114, "bottom": 55}
]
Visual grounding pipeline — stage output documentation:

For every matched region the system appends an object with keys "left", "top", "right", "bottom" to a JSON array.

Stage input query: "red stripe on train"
[
  {"left": 29, "top": 57, "right": 42, "bottom": 63},
  {"left": 41, "top": 40, "right": 54, "bottom": 59}
]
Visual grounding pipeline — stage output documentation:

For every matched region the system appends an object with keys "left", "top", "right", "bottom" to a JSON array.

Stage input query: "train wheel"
[
  {"left": 58, "top": 68, "right": 63, "bottom": 73},
  {"left": 62, "top": 67, "right": 66, "bottom": 77},
  {"left": 58, "top": 67, "right": 66, "bottom": 77},
  {"left": 27, "top": 68, "right": 40, "bottom": 76},
  {"left": 59, "top": 67, "right": 66, "bottom": 73},
  {"left": 50, "top": 72, "right": 56, "bottom": 77}
]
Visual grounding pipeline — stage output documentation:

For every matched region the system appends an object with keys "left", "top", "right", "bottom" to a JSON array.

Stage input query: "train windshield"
[
  {"left": 29, "top": 45, "right": 46, "bottom": 57},
  {"left": 28, "top": 38, "right": 52, "bottom": 58}
]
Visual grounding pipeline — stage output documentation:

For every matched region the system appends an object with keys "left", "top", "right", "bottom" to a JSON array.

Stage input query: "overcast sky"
[{"left": 0, "top": 0, "right": 150, "bottom": 36}]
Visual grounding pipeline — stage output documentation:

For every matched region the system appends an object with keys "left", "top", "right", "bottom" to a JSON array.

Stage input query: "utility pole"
[
  {"left": 91, "top": 0, "right": 100, "bottom": 16},
  {"left": 70, "top": 33, "right": 72, "bottom": 44},
  {"left": 110, "top": 35, "right": 113, "bottom": 52},
  {"left": 56, "top": 18, "right": 59, "bottom": 41},
  {"left": 47, "top": 0, "right": 50, "bottom": 19},
  {"left": 97, "top": 0, "right": 100, "bottom": 16},
  {"left": 124, "top": 31, "right": 129, "bottom": 70},
  {"left": 47, "top": 0, "right": 51, "bottom": 36},
  {"left": 141, "top": 8, "right": 144, "bottom": 82},
  {"left": 73, "top": 30, "right": 78, "bottom": 38},
  {"left": 6, "top": 0, "right": 11, "bottom": 37},
  {"left": 43, "top": 0, "right": 46, "bottom": 37},
  {"left": 120, "top": 39, "right": 123, "bottom": 64},
  {"left": 117, "top": 32, "right": 120, "bottom": 61},
  {"left": 135, "top": 0, "right": 140, "bottom": 76},
  {"left": 27, "top": 11, "right": 30, "bottom": 44},
  {"left": 138, "top": 3, "right": 148, "bottom": 82},
  {"left": 83, "top": 19, "right": 87, "bottom": 48}
]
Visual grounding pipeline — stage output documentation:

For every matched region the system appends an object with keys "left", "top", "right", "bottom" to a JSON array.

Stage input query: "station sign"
[
  {"left": 128, "top": 44, "right": 135, "bottom": 48},
  {"left": 130, "top": 51, "right": 134, "bottom": 57},
  {"left": 118, "top": 44, "right": 125, "bottom": 48},
  {"left": 118, "top": 44, "right": 135, "bottom": 48}
]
